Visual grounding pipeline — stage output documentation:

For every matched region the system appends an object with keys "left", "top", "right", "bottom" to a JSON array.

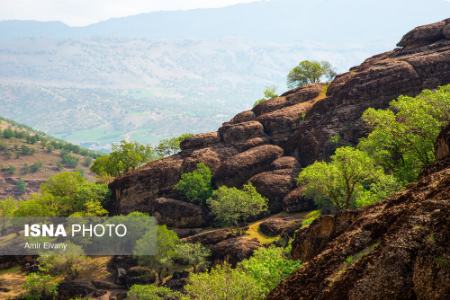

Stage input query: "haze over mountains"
[{"left": 0, "top": 0, "right": 449, "bottom": 150}]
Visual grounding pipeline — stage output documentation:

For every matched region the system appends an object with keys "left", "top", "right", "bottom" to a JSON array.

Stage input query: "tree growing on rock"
[
  {"left": 208, "top": 183, "right": 268, "bottom": 226},
  {"left": 91, "top": 141, "right": 158, "bottom": 177},
  {"left": 174, "top": 163, "right": 213, "bottom": 205},
  {"left": 254, "top": 86, "right": 279, "bottom": 106},
  {"left": 358, "top": 85, "right": 450, "bottom": 183},
  {"left": 298, "top": 147, "right": 400, "bottom": 210},
  {"left": 287, "top": 60, "right": 336, "bottom": 88},
  {"left": 156, "top": 133, "right": 193, "bottom": 157}
]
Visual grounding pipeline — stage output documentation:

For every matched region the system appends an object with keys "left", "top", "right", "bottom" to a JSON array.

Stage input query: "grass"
[
  {"left": 301, "top": 210, "right": 321, "bottom": 228},
  {"left": 246, "top": 220, "right": 279, "bottom": 245}
]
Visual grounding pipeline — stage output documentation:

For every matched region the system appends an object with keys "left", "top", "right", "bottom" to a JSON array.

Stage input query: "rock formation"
[
  {"left": 267, "top": 123, "right": 450, "bottom": 300},
  {"left": 109, "top": 19, "right": 450, "bottom": 230}
]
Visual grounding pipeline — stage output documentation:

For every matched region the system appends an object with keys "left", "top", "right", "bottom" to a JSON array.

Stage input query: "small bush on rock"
[{"left": 175, "top": 163, "right": 213, "bottom": 204}]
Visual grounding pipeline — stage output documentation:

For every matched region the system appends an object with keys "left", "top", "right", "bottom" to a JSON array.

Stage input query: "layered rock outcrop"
[
  {"left": 267, "top": 124, "right": 450, "bottom": 300},
  {"left": 110, "top": 19, "right": 450, "bottom": 229}
]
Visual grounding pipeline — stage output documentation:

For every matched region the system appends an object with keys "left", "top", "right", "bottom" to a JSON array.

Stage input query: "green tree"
[
  {"left": 174, "top": 163, "right": 213, "bottom": 204},
  {"left": 208, "top": 183, "right": 268, "bottom": 226},
  {"left": 298, "top": 147, "right": 400, "bottom": 210},
  {"left": 184, "top": 263, "right": 264, "bottom": 300},
  {"left": 358, "top": 85, "right": 450, "bottom": 183},
  {"left": 173, "top": 242, "right": 211, "bottom": 273},
  {"left": 91, "top": 141, "right": 157, "bottom": 177},
  {"left": 287, "top": 60, "right": 335, "bottom": 88},
  {"left": 240, "top": 246, "right": 301, "bottom": 296},
  {"left": 156, "top": 133, "right": 193, "bottom": 157},
  {"left": 254, "top": 86, "right": 279, "bottom": 106},
  {"left": 30, "top": 162, "right": 43, "bottom": 173},
  {"left": 134, "top": 225, "right": 180, "bottom": 283},
  {"left": 23, "top": 273, "right": 58, "bottom": 300},
  {"left": 128, "top": 284, "right": 181, "bottom": 300}
]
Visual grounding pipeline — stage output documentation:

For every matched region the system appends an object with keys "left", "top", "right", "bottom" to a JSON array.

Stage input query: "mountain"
[
  {"left": 0, "top": 117, "right": 97, "bottom": 198},
  {"left": 0, "top": 0, "right": 449, "bottom": 150}
]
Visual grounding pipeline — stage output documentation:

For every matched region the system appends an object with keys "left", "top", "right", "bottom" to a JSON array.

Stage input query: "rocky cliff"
[
  {"left": 266, "top": 122, "right": 450, "bottom": 300},
  {"left": 109, "top": 19, "right": 450, "bottom": 229}
]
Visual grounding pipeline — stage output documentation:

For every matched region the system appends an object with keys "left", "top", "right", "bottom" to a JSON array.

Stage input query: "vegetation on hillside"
[
  {"left": 254, "top": 86, "right": 279, "bottom": 106},
  {"left": 298, "top": 85, "right": 450, "bottom": 210}
]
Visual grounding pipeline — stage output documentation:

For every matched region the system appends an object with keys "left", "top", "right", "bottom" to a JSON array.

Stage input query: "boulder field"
[{"left": 109, "top": 19, "right": 450, "bottom": 232}]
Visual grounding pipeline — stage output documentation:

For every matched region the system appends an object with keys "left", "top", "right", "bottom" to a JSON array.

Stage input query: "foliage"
[
  {"left": 0, "top": 197, "right": 18, "bottom": 217},
  {"left": 184, "top": 263, "right": 264, "bottom": 300},
  {"left": 298, "top": 147, "right": 400, "bottom": 210},
  {"left": 37, "top": 244, "right": 92, "bottom": 280},
  {"left": 358, "top": 85, "right": 450, "bottom": 183},
  {"left": 134, "top": 225, "right": 180, "bottom": 283},
  {"left": 254, "top": 86, "right": 279, "bottom": 106},
  {"left": 172, "top": 242, "right": 211, "bottom": 272},
  {"left": 287, "top": 60, "right": 336, "bottom": 88},
  {"left": 23, "top": 273, "right": 58, "bottom": 300},
  {"left": 128, "top": 284, "right": 181, "bottom": 300},
  {"left": 60, "top": 150, "right": 79, "bottom": 168},
  {"left": 30, "top": 162, "right": 43, "bottom": 173},
  {"left": 91, "top": 141, "right": 158, "bottom": 177},
  {"left": 1, "top": 165, "right": 16, "bottom": 175},
  {"left": 156, "top": 133, "right": 193, "bottom": 157},
  {"left": 14, "top": 172, "right": 109, "bottom": 217},
  {"left": 16, "top": 178, "right": 27, "bottom": 194},
  {"left": 208, "top": 183, "right": 268, "bottom": 226},
  {"left": 240, "top": 246, "right": 301, "bottom": 295},
  {"left": 82, "top": 157, "right": 93, "bottom": 167},
  {"left": 174, "top": 163, "right": 213, "bottom": 204}
]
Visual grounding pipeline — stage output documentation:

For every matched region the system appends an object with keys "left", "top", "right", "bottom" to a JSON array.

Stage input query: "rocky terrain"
[
  {"left": 109, "top": 18, "right": 450, "bottom": 231},
  {"left": 267, "top": 118, "right": 450, "bottom": 300}
]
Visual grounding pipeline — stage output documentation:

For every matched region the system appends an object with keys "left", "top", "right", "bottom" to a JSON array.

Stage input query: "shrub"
[
  {"left": 16, "top": 179, "right": 27, "bottom": 194},
  {"left": 208, "top": 183, "right": 268, "bottom": 226},
  {"left": 254, "top": 86, "right": 278, "bottom": 107},
  {"left": 128, "top": 284, "right": 181, "bottom": 300},
  {"left": 184, "top": 263, "right": 264, "bottom": 300},
  {"left": 23, "top": 273, "right": 58, "bottom": 300},
  {"left": 60, "top": 151, "right": 79, "bottom": 168},
  {"left": 30, "top": 162, "right": 43, "bottom": 173},
  {"left": 2, "top": 165, "right": 16, "bottom": 175},
  {"left": 37, "top": 244, "right": 92, "bottom": 280},
  {"left": 240, "top": 246, "right": 301, "bottom": 295},
  {"left": 20, "top": 145, "right": 35, "bottom": 156},
  {"left": 174, "top": 163, "right": 213, "bottom": 204}
]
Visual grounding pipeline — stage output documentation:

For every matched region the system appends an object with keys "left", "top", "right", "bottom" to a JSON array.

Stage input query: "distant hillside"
[
  {"left": 0, "top": 0, "right": 448, "bottom": 150},
  {"left": 0, "top": 117, "right": 98, "bottom": 198}
]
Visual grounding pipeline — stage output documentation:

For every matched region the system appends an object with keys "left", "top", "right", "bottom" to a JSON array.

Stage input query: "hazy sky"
[{"left": 0, "top": 0, "right": 261, "bottom": 26}]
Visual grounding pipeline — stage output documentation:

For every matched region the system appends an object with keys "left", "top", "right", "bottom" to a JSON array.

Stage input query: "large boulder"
[
  {"left": 180, "top": 144, "right": 238, "bottom": 173},
  {"left": 211, "top": 237, "right": 261, "bottom": 265},
  {"left": 219, "top": 120, "right": 267, "bottom": 148},
  {"left": 215, "top": 144, "right": 283, "bottom": 187},
  {"left": 152, "top": 198, "right": 209, "bottom": 228},
  {"left": 180, "top": 132, "right": 220, "bottom": 150},
  {"left": 108, "top": 155, "right": 184, "bottom": 214},
  {"left": 182, "top": 228, "right": 244, "bottom": 245},
  {"left": 259, "top": 217, "right": 301, "bottom": 237},
  {"left": 282, "top": 187, "right": 316, "bottom": 213},
  {"left": 397, "top": 18, "right": 450, "bottom": 47},
  {"left": 249, "top": 169, "right": 297, "bottom": 213}
]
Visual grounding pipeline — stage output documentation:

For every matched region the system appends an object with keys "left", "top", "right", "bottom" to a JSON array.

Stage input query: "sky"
[{"left": 0, "top": 0, "right": 262, "bottom": 26}]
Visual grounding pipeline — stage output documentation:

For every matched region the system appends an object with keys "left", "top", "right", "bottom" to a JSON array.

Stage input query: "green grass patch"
[{"left": 301, "top": 210, "right": 321, "bottom": 228}]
